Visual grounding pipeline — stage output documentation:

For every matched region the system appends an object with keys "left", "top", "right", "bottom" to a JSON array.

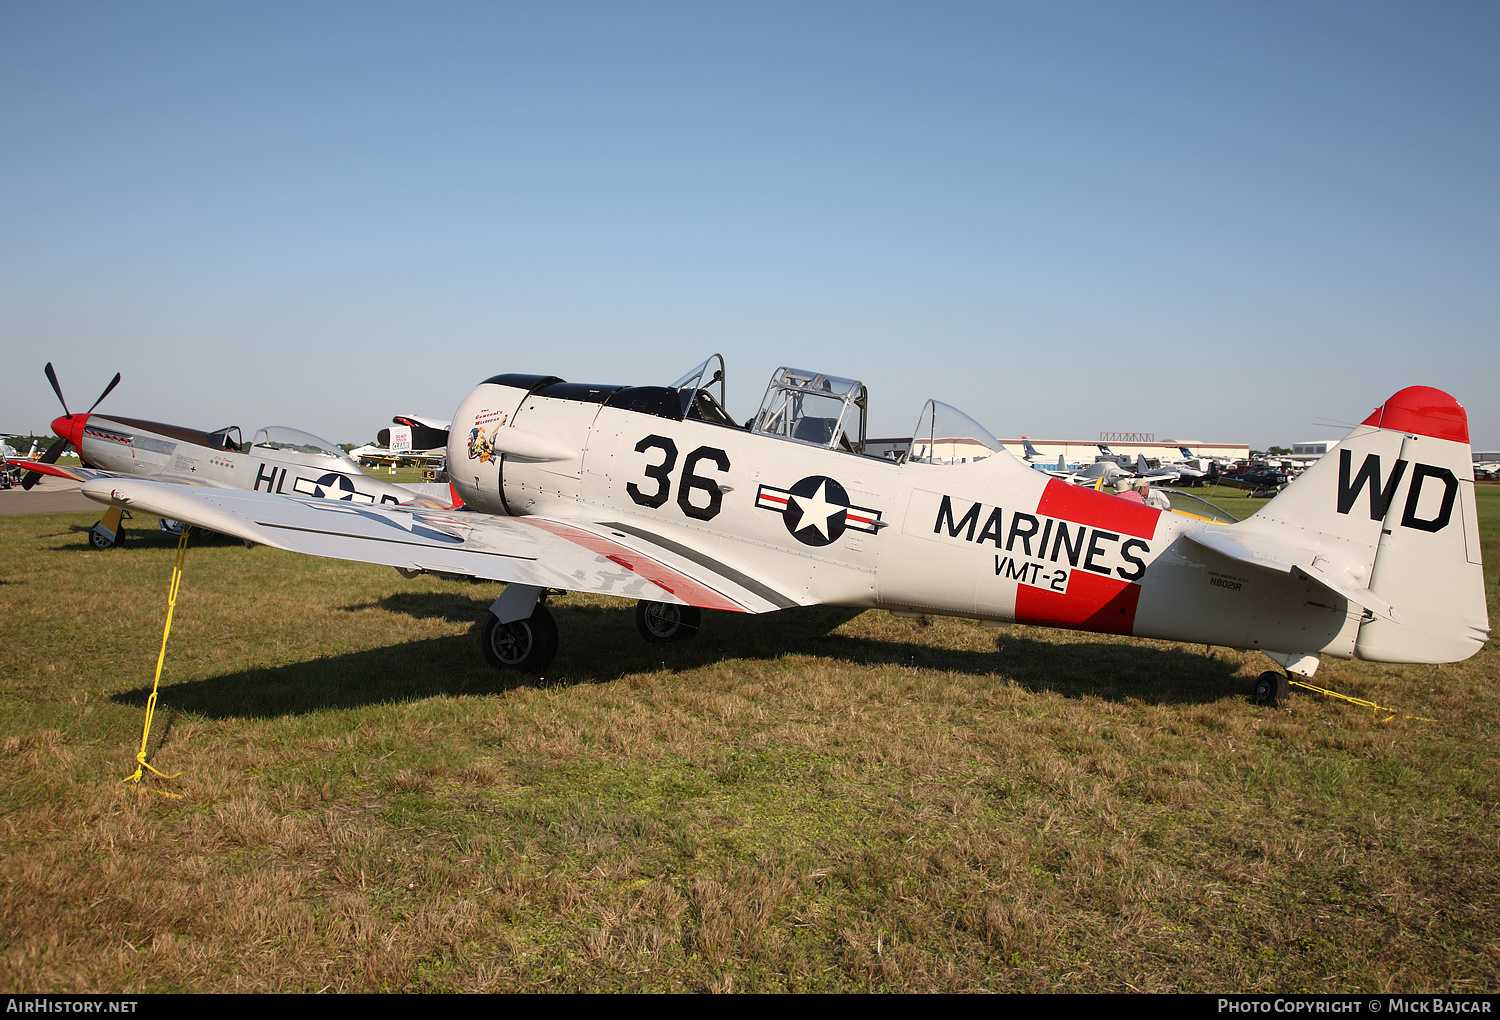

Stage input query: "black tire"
[
  {"left": 88, "top": 525, "right": 116, "bottom": 550},
  {"left": 480, "top": 604, "right": 559, "bottom": 672},
  {"left": 1253, "top": 670, "right": 1289, "bottom": 708},
  {"left": 635, "top": 601, "right": 701, "bottom": 643}
]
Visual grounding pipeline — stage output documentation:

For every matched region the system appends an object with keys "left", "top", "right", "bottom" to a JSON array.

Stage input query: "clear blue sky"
[{"left": 3, "top": 1, "right": 1496, "bottom": 450}]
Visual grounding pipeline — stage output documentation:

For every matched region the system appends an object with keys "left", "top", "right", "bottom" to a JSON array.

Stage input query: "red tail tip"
[{"left": 1361, "top": 387, "right": 1468, "bottom": 444}]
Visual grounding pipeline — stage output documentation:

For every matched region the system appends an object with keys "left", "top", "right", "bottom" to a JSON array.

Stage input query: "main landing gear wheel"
[
  {"left": 635, "top": 601, "right": 701, "bottom": 643},
  {"left": 1253, "top": 670, "right": 1291, "bottom": 708},
  {"left": 481, "top": 603, "right": 559, "bottom": 673},
  {"left": 88, "top": 524, "right": 117, "bottom": 549}
]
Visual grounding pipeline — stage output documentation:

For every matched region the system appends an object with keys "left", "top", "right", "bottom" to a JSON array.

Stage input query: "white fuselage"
[
  {"left": 447, "top": 379, "right": 1366, "bottom": 661},
  {"left": 75, "top": 415, "right": 418, "bottom": 506}
]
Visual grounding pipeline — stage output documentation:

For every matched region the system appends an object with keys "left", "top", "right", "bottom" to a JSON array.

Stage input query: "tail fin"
[{"left": 1254, "top": 386, "right": 1487, "bottom": 663}]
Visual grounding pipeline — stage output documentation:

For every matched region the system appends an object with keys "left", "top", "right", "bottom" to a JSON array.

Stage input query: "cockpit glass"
[
  {"left": 251, "top": 427, "right": 352, "bottom": 461},
  {"left": 668, "top": 354, "right": 729, "bottom": 421},
  {"left": 753, "top": 367, "right": 867, "bottom": 452},
  {"left": 907, "top": 401, "right": 1004, "bottom": 465}
]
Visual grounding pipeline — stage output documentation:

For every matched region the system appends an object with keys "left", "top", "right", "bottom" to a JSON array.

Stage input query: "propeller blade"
[
  {"left": 87, "top": 372, "right": 121, "bottom": 413},
  {"left": 20, "top": 438, "right": 68, "bottom": 490},
  {"left": 44, "top": 362, "right": 69, "bottom": 416}
]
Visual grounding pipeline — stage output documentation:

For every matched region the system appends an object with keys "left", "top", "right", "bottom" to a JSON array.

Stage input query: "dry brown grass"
[{"left": 0, "top": 492, "right": 1496, "bottom": 992}]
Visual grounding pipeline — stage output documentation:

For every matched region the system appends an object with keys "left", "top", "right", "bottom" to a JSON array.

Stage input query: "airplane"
[
  {"left": 7, "top": 364, "right": 454, "bottom": 548},
  {"left": 1040, "top": 456, "right": 1135, "bottom": 488},
  {"left": 1019, "top": 442, "right": 1134, "bottom": 487},
  {"left": 1128, "top": 454, "right": 1210, "bottom": 488},
  {"left": 0, "top": 437, "right": 39, "bottom": 489},
  {"left": 79, "top": 354, "right": 1488, "bottom": 707},
  {"left": 349, "top": 415, "right": 452, "bottom": 469}
]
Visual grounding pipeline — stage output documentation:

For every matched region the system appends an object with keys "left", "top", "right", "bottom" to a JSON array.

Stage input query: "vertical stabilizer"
[{"left": 1253, "top": 386, "right": 1487, "bottom": 663}]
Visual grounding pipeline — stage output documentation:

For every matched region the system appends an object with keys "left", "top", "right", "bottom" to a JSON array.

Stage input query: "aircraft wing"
[
  {"left": 14, "top": 458, "right": 455, "bottom": 510},
  {"left": 6, "top": 459, "right": 115, "bottom": 484},
  {"left": 5, "top": 459, "right": 224, "bottom": 487},
  {"left": 80, "top": 478, "right": 791, "bottom": 614},
  {"left": 1183, "top": 529, "right": 1399, "bottom": 623}
]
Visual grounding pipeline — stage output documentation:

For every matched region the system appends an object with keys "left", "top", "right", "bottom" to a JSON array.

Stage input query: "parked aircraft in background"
[
  {"left": 81, "top": 355, "right": 1488, "bottom": 705},
  {"left": 349, "top": 415, "right": 452, "bottom": 469},
  {"left": 6, "top": 364, "right": 453, "bottom": 547},
  {"left": 0, "top": 437, "right": 38, "bottom": 489},
  {"left": 1018, "top": 436, "right": 1056, "bottom": 465},
  {"left": 1052, "top": 458, "right": 1136, "bottom": 488}
]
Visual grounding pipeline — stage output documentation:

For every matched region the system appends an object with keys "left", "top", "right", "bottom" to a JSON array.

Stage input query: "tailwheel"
[
  {"left": 635, "top": 601, "right": 701, "bottom": 643},
  {"left": 1253, "top": 670, "right": 1291, "bottom": 708},
  {"left": 480, "top": 603, "right": 559, "bottom": 673}
]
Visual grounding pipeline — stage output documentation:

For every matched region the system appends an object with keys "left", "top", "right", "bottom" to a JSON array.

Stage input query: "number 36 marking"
[{"left": 627, "top": 435, "right": 730, "bottom": 521}]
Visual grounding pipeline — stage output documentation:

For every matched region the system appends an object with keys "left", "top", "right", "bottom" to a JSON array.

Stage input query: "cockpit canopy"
[
  {"left": 753, "top": 367, "right": 867, "bottom": 454},
  {"left": 907, "top": 401, "right": 1005, "bottom": 465},
  {"left": 670, "top": 354, "right": 736, "bottom": 426},
  {"left": 251, "top": 427, "right": 356, "bottom": 463}
]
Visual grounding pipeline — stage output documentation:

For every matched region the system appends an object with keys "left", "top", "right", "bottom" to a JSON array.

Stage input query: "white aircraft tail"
[{"left": 1248, "top": 386, "right": 1488, "bottom": 663}]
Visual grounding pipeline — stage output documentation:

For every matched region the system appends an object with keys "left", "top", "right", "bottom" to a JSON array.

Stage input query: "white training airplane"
[{"left": 81, "top": 355, "right": 1488, "bottom": 705}]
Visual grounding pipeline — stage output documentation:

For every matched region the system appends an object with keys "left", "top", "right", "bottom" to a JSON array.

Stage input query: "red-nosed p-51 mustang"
[
  {"left": 10, "top": 364, "right": 453, "bottom": 547},
  {"left": 81, "top": 355, "right": 1489, "bottom": 701}
]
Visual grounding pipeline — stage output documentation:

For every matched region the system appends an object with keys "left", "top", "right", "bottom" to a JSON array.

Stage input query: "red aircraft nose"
[{"left": 52, "top": 414, "right": 86, "bottom": 451}]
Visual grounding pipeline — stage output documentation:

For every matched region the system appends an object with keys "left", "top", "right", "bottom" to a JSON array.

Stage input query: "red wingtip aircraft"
[{"left": 82, "top": 356, "right": 1488, "bottom": 703}]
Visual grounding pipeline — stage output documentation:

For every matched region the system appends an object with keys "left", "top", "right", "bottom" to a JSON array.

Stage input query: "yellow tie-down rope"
[
  {"left": 1289, "top": 679, "right": 1435, "bottom": 722},
  {"left": 123, "top": 527, "right": 189, "bottom": 793}
]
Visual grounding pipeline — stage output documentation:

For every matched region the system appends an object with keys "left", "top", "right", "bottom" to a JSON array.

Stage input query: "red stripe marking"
[
  {"left": 1360, "top": 386, "right": 1469, "bottom": 443},
  {"left": 517, "top": 518, "right": 746, "bottom": 613},
  {"left": 1035, "top": 478, "right": 1160, "bottom": 540},
  {"left": 1015, "top": 570, "right": 1140, "bottom": 635}
]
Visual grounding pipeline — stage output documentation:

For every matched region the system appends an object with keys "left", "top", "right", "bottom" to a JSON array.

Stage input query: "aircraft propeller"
[{"left": 24, "top": 363, "right": 121, "bottom": 489}]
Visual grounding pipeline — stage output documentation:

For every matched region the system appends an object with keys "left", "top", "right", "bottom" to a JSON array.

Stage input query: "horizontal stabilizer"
[{"left": 1184, "top": 529, "right": 1399, "bottom": 623}]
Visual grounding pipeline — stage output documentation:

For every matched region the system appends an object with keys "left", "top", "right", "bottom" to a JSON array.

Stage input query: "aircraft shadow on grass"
[{"left": 110, "top": 593, "right": 1250, "bottom": 720}]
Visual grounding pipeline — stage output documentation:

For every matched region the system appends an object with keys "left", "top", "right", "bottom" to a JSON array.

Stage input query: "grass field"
[{"left": 1, "top": 488, "right": 1496, "bottom": 992}]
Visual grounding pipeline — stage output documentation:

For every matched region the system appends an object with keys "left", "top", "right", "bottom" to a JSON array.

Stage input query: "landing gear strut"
[
  {"left": 635, "top": 601, "right": 701, "bottom": 643},
  {"left": 88, "top": 507, "right": 128, "bottom": 549}
]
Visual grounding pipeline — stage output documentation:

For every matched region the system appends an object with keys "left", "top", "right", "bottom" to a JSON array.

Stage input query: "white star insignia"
[{"left": 790, "top": 481, "right": 842, "bottom": 538}]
